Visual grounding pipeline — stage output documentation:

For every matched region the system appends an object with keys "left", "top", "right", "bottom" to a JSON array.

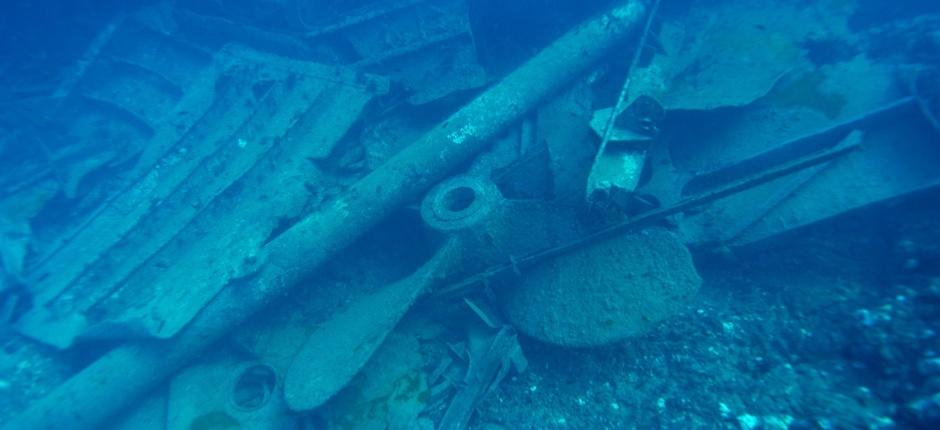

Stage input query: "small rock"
[
  {"left": 722, "top": 321, "right": 736, "bottom": 334},
  {"left": 719, "top": 402, "right": 732, "bottom": 418},
  {"left": 737, "top": 413, "right": 760, "bottom": 430}
]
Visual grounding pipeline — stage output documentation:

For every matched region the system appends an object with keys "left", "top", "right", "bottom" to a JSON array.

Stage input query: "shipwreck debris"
[
  {"left": 4, "top": 1, "right": 940, "bottom": 429},
  {"left": 673, "top": 96, "right": 940, "bottom": 251},
  {"left": 431, "top": 132, "right": 865, "bottom": 302},
  {"left": 167, "top": 356, "right": 291, "bottom": 430},
  {"left": 628, "top": 0, "right": 834, "bottom": 111},
  {"left": 586, "top": 0, "right": 661, "bottom": 208},
  {"left": 0, "top": 4, "right": 649, "bottom": 429},
  {"left": 438, "top": 325, "right": 527, "bottom": 430},
  {"left": 18, "top": 44, "right": 390, "bottom": 348},
  {"left": 586, "top": 95, "right": 665, "bottom": 209},
  {"left": 177, "top": 0, "right": 491, "bottom": 110}
]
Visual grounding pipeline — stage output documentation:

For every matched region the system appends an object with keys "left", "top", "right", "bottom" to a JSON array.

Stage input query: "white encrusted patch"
[{"left": 447, "top": 123, "right": 477, "bottom": 145}]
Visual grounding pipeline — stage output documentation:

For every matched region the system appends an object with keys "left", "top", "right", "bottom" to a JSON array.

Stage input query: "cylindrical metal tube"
[{"left": 2, "top": 3, "right": 646, "bottom": 429}]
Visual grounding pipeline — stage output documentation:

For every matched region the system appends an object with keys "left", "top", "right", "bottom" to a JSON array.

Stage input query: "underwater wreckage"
[{"left": 1, "top": 0, "right": 940, "bottom": 429}]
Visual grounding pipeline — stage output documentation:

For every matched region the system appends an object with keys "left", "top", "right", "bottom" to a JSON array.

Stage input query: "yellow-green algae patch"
[{"left": 322, "top": 331, "right": 430, "bottom": 430}]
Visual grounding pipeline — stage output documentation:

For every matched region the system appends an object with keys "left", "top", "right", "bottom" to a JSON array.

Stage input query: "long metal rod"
[{"left": 1, "top": 3, "right": 647, "bottom": 429}]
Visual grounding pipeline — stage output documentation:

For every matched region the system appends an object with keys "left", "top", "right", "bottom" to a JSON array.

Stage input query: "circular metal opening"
[
  {"left": 231, "top": 364, "right": 277, "bottom": 411},
  {"left": 441, "top": 185, "right": 476, "bottom": 213},
  {"left": 421, "top": 176, "right": 497, "bottom": 231}
]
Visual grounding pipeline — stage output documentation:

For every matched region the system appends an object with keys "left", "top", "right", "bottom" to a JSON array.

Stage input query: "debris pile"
[{"left": 1, "top": 0, "right": 939, "bottom": 429}]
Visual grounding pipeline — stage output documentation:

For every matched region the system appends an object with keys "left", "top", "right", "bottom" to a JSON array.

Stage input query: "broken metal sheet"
[
  {"left": 682, "top": 131, "right": 862, "bottom": 249},
  {"left": 650, "top": 56, "right": 926, "bottom": 249},
  {"left": 306, "top": 0, "right": 489, "bottom": 105},
  {"left": 677, "top": 98, "right": 940, "bottom": 250},
  {"left": 589, "top": 110, "right": 654, "bottom": 143},
  {"left": 172, "top": 9, "right": 318, "bottom": 61},
  {"left": 629, "top": 0, "right": 857, "bottom": 110},
  {"left": 644, "top": 55, "right": 903, "bottom": 211},
  {"left": 590, "top": 95, "right": 665, "bottom": 141},
  {"left": 680, "top": 96, "right": 915, "bottom": 198},
  {"left": 55, "top": 18, "right": 215, "bottom": 172},
  {"left": 585, "top": 96, "right": 664, "bottom": 208},
  {"left": 78, "top": 60, "right": 183, "bottom": 126},
  {"left": 586, "top": 146, "right": 648, "bottom": 200},
  {"left": 369, "top": 32, "right": 489, "bottom": 105},
  {"left": 307, "top": 0, "right": 468, "bottom": 60},
  {"left": 180, "top": 0, "right": 488, "bottom": 105},
  {"left": 726, "top": 109, "right": 940, "bottom": 249},
  {"left": 21, "top": 18, "right": 213, "bottom": 262},
  {"left": 0, "top": 18, "right": 212, "bottom": 262},
  {"left": 61, "top": 16, "right": 212, "bottom": 97},
  {"left": 540, "top": 82, "right": 596, "bottom": 205},
  {"left": 18, "top": 46, "right": 389, "bottom": 347},
  {"left": 438, "top": 325, "right": 527, "bottom": 430}
]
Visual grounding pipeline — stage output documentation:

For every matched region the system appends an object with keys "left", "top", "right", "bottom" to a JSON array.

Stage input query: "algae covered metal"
[
  {"left": 2, "top": 0, "right": 940, "bottom": 429},
  {"left": 0, "top": 2, "right": 648, "bottom": 429},
  {"left": 19, "top": 42, "right": 390, "bottom": 348}
]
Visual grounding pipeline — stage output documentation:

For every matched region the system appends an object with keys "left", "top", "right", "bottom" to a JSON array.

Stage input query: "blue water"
[{"left": 1, "top": 1, "right": 939, "bottom": 429}]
